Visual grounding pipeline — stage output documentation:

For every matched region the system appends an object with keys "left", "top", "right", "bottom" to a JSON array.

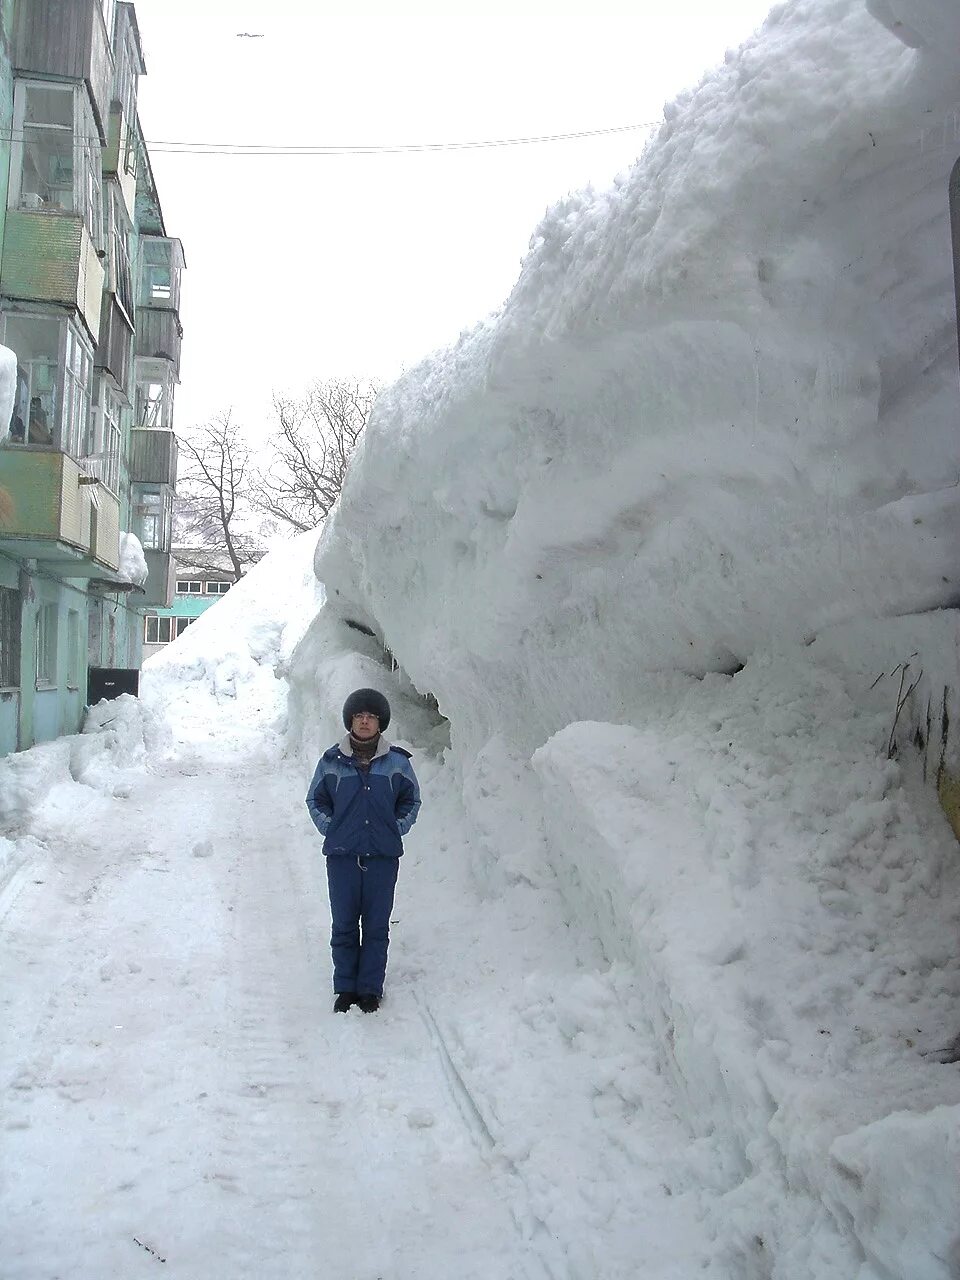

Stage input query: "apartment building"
[
  {"left": 0, "top": 0, "right": 184, "bottom": 755},
  {"left": 141, "top": 549, "right": 235, "bottom": 663}
]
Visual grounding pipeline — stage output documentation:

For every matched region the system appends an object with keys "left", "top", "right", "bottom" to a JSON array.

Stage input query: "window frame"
[
  {"left": 139, "top": 236, "right": 185, "bottom": 312},
  {"left": 85, "top": 376, "right": 123, "bottom": 493},
  {"left": 107, "top": 185, "right": 135, "bottom": 324},
  {"left": 144, "top": 614, "right": 175, "bottom": 645},
  {"left": 112, "top": 7, "right": 139, "bottom": 127},
  {"left": 62, "top": 325, "right": 93, "bottom": 458},
  {"left": 35, "top": 602, "right": 58, "bottom": 688},
  {"left": 0, "top": 586, "right": 21, "bottom": 690},
  {"left": 134, "top": 485, "right": 173, "bottom": 553},
  {"left": 2, "top": 312, "right": 94, "bottom": 457},
  {"left": 176, "top": 580, "right": 203, "bottom": 595},
  {"left": 66, "top": 609, "right": 81, "bottom": 689},
  {"left": 10, "top": 80, "right": 103, "bottom": 251},
  {"left": 134, "top": 359, "right": 176, "bottom": 429}
]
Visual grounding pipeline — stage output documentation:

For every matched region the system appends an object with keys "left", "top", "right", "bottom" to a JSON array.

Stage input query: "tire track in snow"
[
  {"left": 197, "top": 765, "right": 541, "bottom": 1280},
  {"left": 416, "top": 995, "right": 568, "bottom": 1280}
]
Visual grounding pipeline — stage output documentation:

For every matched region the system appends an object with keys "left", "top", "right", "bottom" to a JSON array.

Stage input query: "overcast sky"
[{"left": 131, "top": 0, "right": 775, "bottom": 437}]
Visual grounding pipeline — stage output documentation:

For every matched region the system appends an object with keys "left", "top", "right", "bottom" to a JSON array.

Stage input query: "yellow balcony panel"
[
  {"left": 1, "top": 212, "right": 105, "bottom": 341},
  {"left": 0, "top": 447, "right": 120, "bottom": 574}
]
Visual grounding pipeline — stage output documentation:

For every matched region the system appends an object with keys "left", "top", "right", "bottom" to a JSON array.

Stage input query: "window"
[
  {"left": 0, "top": 587, "right": 21, "bottom": 688},
  {"left": 3, "top": 313, "right": 94, "bottom": 454},
  {"left": 4, "top": 314, "right": 58, "bottom": 445},
  {"left": 176, "top": 580, "right": 202, "bottom": 594},
  {"left": 36, "top": 603, "right": 58, "bottom": 686},
  {"left": 112, "top": 7, "right": 139, "bottom": 126},
  {"left": 124, "top": 120, "right": 140, "bottom": 182},
  {"left": 12, "top": 82, "right": 103, "bottom": 249},
  {"left": 144, "top": 615, "right": 175, "bottom": 644},
  {"left": 205, "top": 580, "right": 231, "bottom": 595},
  {"left": 139, "top": 237, "right": 184, "bottom": 310},
  {"left": 66, "top": 610, "right": 81, "bottom": 688},
  {"left": 135, "top": 485, "right": 172, "bottom": 552},
  {"left": 135, "top": 359, "right": 175, "bottom": 429},
  {"left": 62, "top": 326, "right": 93, "bottom": 458},
  {"left": 85, "top": 378, "right": 123, "bottom": 492},
  {"left": 175, "top": 617, "right": 192, "bottom": 636},
  {"left": 106, "top": 186, "right": 135, "bottom": 322}
]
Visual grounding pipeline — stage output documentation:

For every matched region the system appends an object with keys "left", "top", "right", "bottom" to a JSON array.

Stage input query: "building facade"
[
  {"left": 141, "top": 550, "right": 234, "bottom": 662},
  {"left": 0, "top": 0, "right": 184, "bottom": 755}
]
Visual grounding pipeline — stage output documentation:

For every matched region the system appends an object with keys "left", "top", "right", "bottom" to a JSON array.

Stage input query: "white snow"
[
  {"left": 141, "top": 528, "right": 325, "bottom": 755},
  {"left": 118, "top": 531, "right": 149, "bottom": 589},
  {"left": 2, "top": 2, "right": 960, "bottom": 1278},
  {"left": 0, "top": 343, "right": 16, "bottom": 440}
]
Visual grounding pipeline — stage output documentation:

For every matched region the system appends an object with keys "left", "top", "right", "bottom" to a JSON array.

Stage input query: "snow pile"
[
  {"left": 529, "top": 625, "right": 960, "bottom": 1276},
  {"left": 140, "top": 529, "right": 326, "bottom": 755},
  {"left": 285, "top": 1, "right": 960, "bottom": 1275},
  {"left": 317, "top": 0, "right": 960, "bottom": 761},
  {"left": 0, "top": 695, "right": 168, "bottom": 886},
  {"left": 117, "top": 531, "right": 149, "bottom": 589},
  {"left": 0, "top": 342, "right": 17, "bottom": 440}
]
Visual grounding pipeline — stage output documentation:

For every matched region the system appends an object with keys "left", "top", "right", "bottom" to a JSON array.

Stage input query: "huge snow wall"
[
  {"left": 289, "top": 3, "right": 960, "bottom": 1276},
  {"left": 315, "top": 0, "right": 960, "bottom": 761}
]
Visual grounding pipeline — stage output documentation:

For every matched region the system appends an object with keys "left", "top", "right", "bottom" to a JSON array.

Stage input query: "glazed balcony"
[
  {"left": 0, "top": 446, "right": 120, "bottom": 575},
  {"left": 12, "top": 0, "right": 112, "bottom": 138}
]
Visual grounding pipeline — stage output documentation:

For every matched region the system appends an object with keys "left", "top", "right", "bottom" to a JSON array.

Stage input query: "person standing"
[{"left": 306, "top": 688, "right": 421, "bottom": 1012}]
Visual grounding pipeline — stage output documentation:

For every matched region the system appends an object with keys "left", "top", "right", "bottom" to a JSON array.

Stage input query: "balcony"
[
  {"left": 129, "top": 428, "right": 178, "bottom": 487},
  {"left": 97, "top": 296, "right": 134, "bottom": 388},
  {"left": 0, "top": 447, "right": 120, "bottom": 575},
  {"left": 1, "top": 211, "right": 105, "bottom": 341},
  {"left": 12, "top": 0, "right": 112, "bottom": 138},
  {"left": 135, "top": 307, "right": 182, "bottom": 375},
  {"left": 141, "top": 550, "right": 175, "bottom": 608},
  {"left": 104, "top": 108, "right": 138, "bottom": 224}
]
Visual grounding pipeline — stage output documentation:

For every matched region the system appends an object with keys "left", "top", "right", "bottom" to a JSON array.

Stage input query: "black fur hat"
[{"left": 342, "top": 688, "right": 391, "bottom": 732}]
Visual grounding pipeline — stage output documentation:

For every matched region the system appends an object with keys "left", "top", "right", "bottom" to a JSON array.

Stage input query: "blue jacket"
[{"left": 306, "top": 737, "right": 421, "bottom": 858}]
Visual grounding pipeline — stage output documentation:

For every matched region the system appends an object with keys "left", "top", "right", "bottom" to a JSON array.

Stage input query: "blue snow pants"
[{"left": 325, "top": 855, "right": 400, "bottom": 997}]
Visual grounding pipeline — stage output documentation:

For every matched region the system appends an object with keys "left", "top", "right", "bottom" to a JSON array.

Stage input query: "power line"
[
  {"left": 144, "top": 121, "right": 659, "bottom": 156},
  {"left": 0, "top": 120, "right": 659, "bottom": 157}
]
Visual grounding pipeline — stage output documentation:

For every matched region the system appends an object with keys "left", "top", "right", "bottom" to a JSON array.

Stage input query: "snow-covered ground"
[{"left": 3, "top": 1, "right": 960, "bottom": 1277}]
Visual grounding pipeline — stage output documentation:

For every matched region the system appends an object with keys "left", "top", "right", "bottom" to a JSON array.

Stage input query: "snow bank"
[
  {"left": 317, "top": 0, "right": 960, "bottom": 760},
  {"left": 140, "top": 529, "right": 326, "bottom": 754},
  {"left": 528, "top": 625, "right": 960, "bottom": 1276},
  {"left": 285, "top": 1, "right": 960, "bottom": 1275},
  {"left": 0, "top": 695, "right": 168, "bottom": 887}
]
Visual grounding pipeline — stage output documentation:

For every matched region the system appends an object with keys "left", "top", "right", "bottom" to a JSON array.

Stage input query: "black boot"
[
  {"left": 357, "top": 994, "right": 381, "bottom": 1013},
  {"left": 333, "top": 992, "right": 357, "bottom": 1013}
]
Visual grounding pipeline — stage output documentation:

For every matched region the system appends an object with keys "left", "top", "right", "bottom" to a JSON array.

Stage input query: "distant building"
[
  {"left": 0, "top": 1, "right": 185, "bottom": 755},
  {"left": 142, "top": 549, "right": 234, "bottom": 661}
]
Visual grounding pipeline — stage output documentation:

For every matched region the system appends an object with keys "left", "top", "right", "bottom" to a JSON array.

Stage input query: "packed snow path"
[{"left": 0, "top": 739, "right": 723, "bottom": 1280}]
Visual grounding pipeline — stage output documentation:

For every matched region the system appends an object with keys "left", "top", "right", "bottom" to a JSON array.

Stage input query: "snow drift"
[
  {"left": 287, "top": 1, "right": 960, "bottom": 1276},
  {"left": 317, "top": 0, "right": 960, "bottom": 760}
]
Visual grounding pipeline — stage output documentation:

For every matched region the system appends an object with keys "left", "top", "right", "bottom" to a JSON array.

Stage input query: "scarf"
[{"left": 349, "top": 732, "right": 380, "bottom": 768}]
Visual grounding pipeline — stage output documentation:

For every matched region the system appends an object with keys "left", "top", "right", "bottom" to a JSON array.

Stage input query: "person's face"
[{"left": 351, "top": 711, "right": 380, "bottom": 740}]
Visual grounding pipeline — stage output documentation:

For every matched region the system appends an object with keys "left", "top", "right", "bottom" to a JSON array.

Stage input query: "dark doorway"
[{"left": 87, "top": 667, "right": 140, "bottom": 705}]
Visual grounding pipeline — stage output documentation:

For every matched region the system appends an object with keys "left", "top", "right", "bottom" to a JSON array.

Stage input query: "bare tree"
[
  {"left": 175, "top": 410, "right": 264, "bottom": 580},
  {"left": 253, "top": 377, "right": 380, "bottom": 532}
]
